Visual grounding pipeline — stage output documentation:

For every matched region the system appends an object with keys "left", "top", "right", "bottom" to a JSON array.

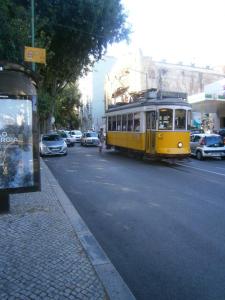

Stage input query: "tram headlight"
[{"left": 177, "top": 142, "right": 183, "bottom": 148}]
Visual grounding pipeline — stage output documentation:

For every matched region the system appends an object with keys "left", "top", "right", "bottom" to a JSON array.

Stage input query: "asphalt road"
[{"left": 44, "top": 145, "right": 225, "bottom": 300}]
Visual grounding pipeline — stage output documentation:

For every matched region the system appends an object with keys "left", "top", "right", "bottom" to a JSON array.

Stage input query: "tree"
[
  {"left": 55, "top": 83, "right": 81, "bottom": 130},
  {"left": 0, "top": 0, "right": 130, "bottom": 131}
]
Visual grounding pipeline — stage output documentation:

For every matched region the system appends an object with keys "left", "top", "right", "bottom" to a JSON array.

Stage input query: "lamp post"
[
  {"left": 125, "top": 68, "right": 148, "bottom": 90},
  {"left": 31, "top": 0, "right": 35, "bottom": 71}
]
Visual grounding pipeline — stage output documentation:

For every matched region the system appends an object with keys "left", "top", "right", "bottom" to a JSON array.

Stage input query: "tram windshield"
[
  {"left": 175, "top": 109, "right": 186, "bottom": 129},
  {"left": 158, "top": 109, "right": 173, "bottom": 130},
  {"left": 158, "top": 108, "right": 190, "bottom": 130}
]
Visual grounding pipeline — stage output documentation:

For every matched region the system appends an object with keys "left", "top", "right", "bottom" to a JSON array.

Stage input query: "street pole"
[{"left": 31, "top": 0, "right": 35, "bottom": 71}]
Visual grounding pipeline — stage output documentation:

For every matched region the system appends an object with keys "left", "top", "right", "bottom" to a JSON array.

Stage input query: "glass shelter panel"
[{"left": 0, "top": 99, "right": 34, "bottom": 190}]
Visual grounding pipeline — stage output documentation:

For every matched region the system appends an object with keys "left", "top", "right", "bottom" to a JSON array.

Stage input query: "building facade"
[
  {"left": 105, "top": 50, "right": 225, "bottom": 108},
  {"left": 79, "top": 56, "right": 117, "bottom": 131},
  {"left": 188, "top": 78, "right": 225, "bottom": 131}
]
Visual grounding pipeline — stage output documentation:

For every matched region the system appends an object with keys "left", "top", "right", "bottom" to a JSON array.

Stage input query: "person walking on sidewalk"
[{"left": 98, "top": 128, "right": 105, "bottom": 153}]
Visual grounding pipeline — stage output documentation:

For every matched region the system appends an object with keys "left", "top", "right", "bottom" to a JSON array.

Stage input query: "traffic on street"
[{"left": 44, "top": 144, "right": 225, "bottom": 300}]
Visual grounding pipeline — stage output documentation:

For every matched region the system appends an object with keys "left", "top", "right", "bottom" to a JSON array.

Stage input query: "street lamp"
[
  {"left": 31, "top": 0, "right": 35, "bottom": 71},
  {"left": 125, "top": 68, "right": 148, "bottom": 90}
]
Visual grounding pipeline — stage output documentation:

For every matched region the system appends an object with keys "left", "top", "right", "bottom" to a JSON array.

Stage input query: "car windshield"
[
  {"left": 75, "top": 131, "right": 82, "bottom": 135},
  {"left": 205, "top": 136, "right": 223, "bottom": 146},
  {"left": 59, "top": 132, "right": 67, "bottom": 138},
  {"left": 86, "top": 132, "right": 97, "bottom": 137},
  {"left": 42, "top": 134, "right": 61, "bottom": 141}
]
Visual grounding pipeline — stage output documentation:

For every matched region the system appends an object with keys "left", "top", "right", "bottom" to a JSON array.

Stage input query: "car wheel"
[
  {"left": 64, "top": 152, "right": 68, "bottom": 156},
  {"left": 196, "top": 150, "right": 203, "bottom": 160}
]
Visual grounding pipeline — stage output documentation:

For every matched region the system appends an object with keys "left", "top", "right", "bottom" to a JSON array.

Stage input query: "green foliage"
[
  {"left": 0, "top": 0, "right": 130, "bottom": 129},
  {"left": 55, "top": 83, "right": 81, "bottom": 130},
  {"left": 0, "top": 0, "right": 30, "bottom": 63}
]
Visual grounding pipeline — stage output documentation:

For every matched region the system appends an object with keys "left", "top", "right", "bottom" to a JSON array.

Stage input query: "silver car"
[
  {"left": 40, "top": 133, "right": 67, "bottom": 156},
  {"left": 190, "top": 133, "right": 225, "bottom": 160}
]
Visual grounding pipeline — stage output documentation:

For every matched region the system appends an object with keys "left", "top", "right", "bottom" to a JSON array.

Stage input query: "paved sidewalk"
[{"left": 0, "top": 161, "right": 135, "bottom": 300}]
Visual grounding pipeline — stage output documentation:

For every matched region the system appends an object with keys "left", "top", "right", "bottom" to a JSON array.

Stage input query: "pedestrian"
[{"left": 98, "top": 128, "right": 105, "bottom": 153}]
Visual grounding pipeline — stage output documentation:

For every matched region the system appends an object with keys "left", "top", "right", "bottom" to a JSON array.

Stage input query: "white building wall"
[
  {"left": 91, "top": 56, "right": 117, "bottom": 131},
  {"left": 204, "top": 78, "right": 225, "bottom": 95}
]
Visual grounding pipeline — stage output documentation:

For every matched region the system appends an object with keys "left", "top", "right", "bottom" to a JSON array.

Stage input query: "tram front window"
[
  {"left": 159, "top": 109, "right": 173, "bottom": 130},
  {"left": 175, "top": 109, "right": 186, "bottom": 129}
]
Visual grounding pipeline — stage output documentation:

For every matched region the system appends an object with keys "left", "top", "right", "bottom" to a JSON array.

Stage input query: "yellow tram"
[{"left": 105, "top": 90, "right": 192, "bottom": 159}]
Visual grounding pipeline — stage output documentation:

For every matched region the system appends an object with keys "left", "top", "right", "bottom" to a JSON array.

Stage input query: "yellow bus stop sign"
[{"left": 24, "top": 46, "right": 46, "bottom": 64}]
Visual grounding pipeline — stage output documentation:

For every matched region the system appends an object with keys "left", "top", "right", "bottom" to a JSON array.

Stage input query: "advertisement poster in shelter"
[{"left": 0, "top": 98, "right": 34, "bottom": 190}]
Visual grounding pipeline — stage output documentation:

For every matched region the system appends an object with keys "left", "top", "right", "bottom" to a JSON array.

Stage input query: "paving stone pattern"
[{"left": 0, "top": 164, "right": 107, "bottom": 300}]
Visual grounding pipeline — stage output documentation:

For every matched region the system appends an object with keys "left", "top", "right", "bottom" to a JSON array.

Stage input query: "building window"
[{"left": 175, "top": 109, "right": 186, "bottom": 130}]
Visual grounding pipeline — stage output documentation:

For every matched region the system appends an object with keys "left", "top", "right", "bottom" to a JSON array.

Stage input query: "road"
[{"left": 44, "top": 145, "right": 225, "bottom": 300}]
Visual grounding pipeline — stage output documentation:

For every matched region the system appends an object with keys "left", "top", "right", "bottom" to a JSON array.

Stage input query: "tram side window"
[
  {"left": 187, "top": 110, "right": 191, "bottom": 130},
  {"left": 159, "top": 109, "right": 173, "bottom": 130},
  {"left": 127, "top": 113, "right": 133, "bottom": 131},
  {"left": 175, "top": 109, "right": 186, "bottom": 129},
  {"left": 122, "top": 114, "right": 127, "bottom": 131},
  {"left": 134, "top": 113, "right": 140, "bottom": 132},
  {"left": 108, "top": 117, "right": 112, "bottom": 131},
  {"left": 112, "top": 116, "right": 117, "bottom": 131},
  {"left": 117, "top": 115, "right": 122, "bottom": 131}
]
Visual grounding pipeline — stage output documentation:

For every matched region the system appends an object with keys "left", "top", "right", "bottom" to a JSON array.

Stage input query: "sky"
[{"left": 107, "top": 0, "right": 225, "bottom": 67}]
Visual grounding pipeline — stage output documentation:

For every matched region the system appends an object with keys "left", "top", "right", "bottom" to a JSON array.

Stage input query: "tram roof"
[{"left": 106, "top": 97, "right": 191, "bottom": 113}]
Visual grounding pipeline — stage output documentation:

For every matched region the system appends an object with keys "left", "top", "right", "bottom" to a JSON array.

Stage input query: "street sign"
[{"left": 24, "top": 46, "right": 46, "bottom": 64}]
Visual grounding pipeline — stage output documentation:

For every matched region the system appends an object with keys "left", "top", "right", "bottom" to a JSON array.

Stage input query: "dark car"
[{"left": 39, "top": 133, "right": 67, "bottom": 156}]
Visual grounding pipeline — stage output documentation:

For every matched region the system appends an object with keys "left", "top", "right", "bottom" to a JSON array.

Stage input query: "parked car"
[
  {"left": 39, "top": 133, "right": 67, "bottom": 156},
  {"left": 218, "top": 128, "right": 225, "bottom": 144},
  {"left": 81, "top": 131, "right": 99, "bottom": 146},
  {"left": 69, "top": 130, "right": 82, "bottom": 143},
  {"left": 190, "top": 133, "right": 225, "bottom": 160},
  {"left": 57, "top": 131, "right": 75, "bottom": 147},
  {"left": 190, "top": 128, "right": 204, "bottom": 135}
]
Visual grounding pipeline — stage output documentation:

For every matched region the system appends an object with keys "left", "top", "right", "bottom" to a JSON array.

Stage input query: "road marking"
[{"left": 177, "top": 163, "right": 225, "bottom": 177}]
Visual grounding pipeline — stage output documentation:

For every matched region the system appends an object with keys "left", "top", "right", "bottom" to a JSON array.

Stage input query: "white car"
[
  {"left": 57, "top": 131, "right": 75, "bottom": 147},
  {"left": 80, "top": 131, "right": 99, "bottom": 146},
  {"left": 69, "top": 130, "right": 82, "bottom": 143},
  {"left": 190, "top": 133, "right": 225, "bottom": 160}
]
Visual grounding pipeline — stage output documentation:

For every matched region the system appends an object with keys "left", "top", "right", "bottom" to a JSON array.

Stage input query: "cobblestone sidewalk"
[{"left": 0, "top": 162, "right": 107, "bottom": 300}]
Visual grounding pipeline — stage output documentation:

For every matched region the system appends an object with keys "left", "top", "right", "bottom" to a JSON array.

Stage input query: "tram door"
[{"left": 146, "top": 111, "right": 156, "bottom": 154}]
